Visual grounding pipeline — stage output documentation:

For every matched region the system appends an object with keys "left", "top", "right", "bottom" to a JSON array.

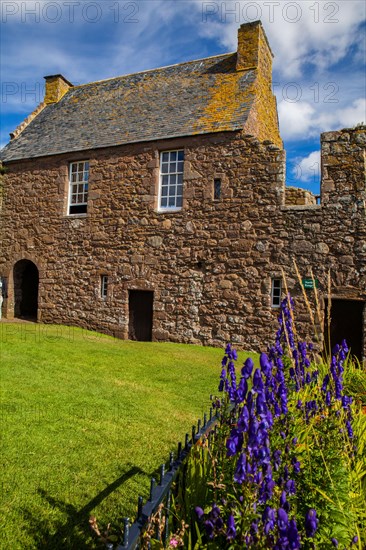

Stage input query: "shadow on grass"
[{"left": 22, "top": 466, "right": 145, "bottom": 549}]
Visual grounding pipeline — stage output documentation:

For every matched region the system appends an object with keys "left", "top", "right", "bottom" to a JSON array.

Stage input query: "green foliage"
[{"left": 163, "top": 306, "right": 366, "bottom": 549}]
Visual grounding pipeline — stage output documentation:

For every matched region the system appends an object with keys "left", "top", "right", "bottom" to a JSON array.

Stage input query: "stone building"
[{"left": 0, "top": 21, "right": 365, "bottom": 360}]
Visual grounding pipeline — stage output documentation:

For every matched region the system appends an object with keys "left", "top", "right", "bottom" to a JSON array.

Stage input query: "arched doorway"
[{"left": 13, "top": 260, "right": 39, "bottom": 320}]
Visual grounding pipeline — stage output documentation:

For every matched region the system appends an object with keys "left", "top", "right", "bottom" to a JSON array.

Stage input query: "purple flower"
[
  {"left": 277, "top": 508, "right": 289, "bottom": 534},
  {"left": 226, "top": 429, "right": 243, "bottom": 457},
  {"left": 325, "top": 391, "right": 332, "bottom": 407},
  {"left": 204, "top": 520, "right": 214, "bottom": 539},
  {"left": 280, "top": 490, "right": 290, "bottom": 513},
  {"left": 321, "top": 374, "right": 330, "bottom": 392},
  {"left": 285, "top": 479, "right": 296, "bottom": 495},
  {"left": 226, "top": 514, "right": 236, "bottom": 541},
  {"left": 342, "top": 395, "right": 352, "bottom": 409},
  {"left": 305, "top": 509, "right": 318, "bottom": 538},
  {"left": 253, "top": 369, "right": 264, "bottom": 393},
  {"left": 211, "top": 504, "right": 220, "bottom": 518},
  {"left": 288, "top": 519, "right": 301, "bottom": 549},
  {"left": 237, "top": 405, "right": 249, "bottom": 432},
  {"left": 241, "top": 357, "right": 254, "bottom": 379},
  {"left": 256, "top": 392, "right": 268, "bottom": 415},
  {"left": 273, "top": 449, "right": 282, "bottom": 470},
  {"left": 331, "top": 538, "right": 339, "bottom": 547},
  {"left": 351, "top": 535, "right": 358, "bottom": 545},
  {"left": 234, "top": 453, "right": 247, "bottom": 484},
  {"left": 259, "top": 479, "right": 275, "bottom": 504},
  {"left": 341, "top": 339, "right": 349, "bottom": 353},
  {"left": 195, "top": 506, "right": 204, "bottom": 519},
  {"left": 260, "top": 353, "right": 272, "bottom": 376},
  {"left": 263, "top": 506, "right": 276, "bottom": 534},
  {"left": 346, "top": 420, "right": 354, "bottom": 439}
]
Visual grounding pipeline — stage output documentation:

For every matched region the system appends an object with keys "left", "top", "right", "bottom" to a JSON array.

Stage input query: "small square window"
[
  {"left": 271, "top": 278, "right": 282, "bottom": 308},
  {"left": 100, "top": 275, "right": 108, "bottom": 299}
]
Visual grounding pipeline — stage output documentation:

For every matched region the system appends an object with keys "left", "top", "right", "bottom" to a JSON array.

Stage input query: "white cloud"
[
  {"left": 292, "top": 151, "right": 321, "bottom": 183},
  {"left": 336, "top": 98, "right": 366, "bottom": 128},
  {"left": 278, "top": 97, "right": 366, "bottom": 140},
  {"left": 278, "top": 101, "right": 316, "bottom": 139},
  {"left": 194, "top": 0, "right": 366, "bottom": 77}
]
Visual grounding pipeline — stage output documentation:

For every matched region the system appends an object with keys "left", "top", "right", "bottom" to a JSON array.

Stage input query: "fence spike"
[
  {"left": 203, "top": 412, "right": 207, "bottom": 427},
  {"left": 137, "top": 495, "right": 143, "bottom": 519},
  {"left": 177, "top": 441, "right": 182, "bottom": 459},
  {"left": 164, "top": 489, "right": 172, "bottom": 546},
  {"left": 192, "top": 425, "right": 196, "bottom": 442},
  {"left": 185, "top": 433, "right": 189, "bottom": 451},
  {"left": 149, "top": 478, "right": 156, "bottom": 501},
  {"left": 209, "top": 407, "right": 213, "bottom": 421},
  {"left": 159, "top": 463, "right": 165, "bottom": 485},
  {"left": 169, "top": 451, "right": 174, "bottom": 470},
  {"left": 197, "top": 418, "right": 201, "bottom": 434},
  {"left": 122, "top": 517, "right": 130, "bottom": 547}
]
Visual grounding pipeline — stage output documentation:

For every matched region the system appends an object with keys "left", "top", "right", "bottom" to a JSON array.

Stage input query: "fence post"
[{"left": 122, "top": 517, "right": 129, "bottom": 547}]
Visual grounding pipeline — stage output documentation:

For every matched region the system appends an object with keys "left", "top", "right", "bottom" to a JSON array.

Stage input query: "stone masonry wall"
[
  {"left": 285, "top": 187, "right": 316, "bottom": 206},
  {"left": 0, "top": 127, "right": 365, "bottom": 357}
]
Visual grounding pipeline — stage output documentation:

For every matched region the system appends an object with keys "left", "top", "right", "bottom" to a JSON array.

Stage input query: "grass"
[{"left": 0, "top": 322, "right": 256, "bottom": 549}]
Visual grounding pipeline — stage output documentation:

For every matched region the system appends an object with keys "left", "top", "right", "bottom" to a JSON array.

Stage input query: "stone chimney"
[
  {"left": 237, "top": 21, "right": 282, "bottom": 148},
  {"left": 44, "top": 74, "right": 73, "bottom": 104},
  {"left": 236, "top": 20, "right": 273, "bottom": 82}
]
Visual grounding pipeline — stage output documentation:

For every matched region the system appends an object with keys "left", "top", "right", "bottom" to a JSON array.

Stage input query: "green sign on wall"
[{"left": 302, "top": 278, "right": 319, "bottom": 290}]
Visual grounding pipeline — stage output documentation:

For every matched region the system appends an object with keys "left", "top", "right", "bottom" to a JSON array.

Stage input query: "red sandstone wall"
[{"left": 0, "top": 127, "right": 365, "bottom": 357}]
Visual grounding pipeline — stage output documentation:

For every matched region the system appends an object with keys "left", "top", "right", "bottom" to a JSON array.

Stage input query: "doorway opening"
[
  {"left": 128, "top": 290, "right": 154, "bottom": 341},
  {"left": 324, "top": 299, "right": 364, "bottom": 361},
  {"left": 13, "top": 259, "right": 39, "bottom": 320}
]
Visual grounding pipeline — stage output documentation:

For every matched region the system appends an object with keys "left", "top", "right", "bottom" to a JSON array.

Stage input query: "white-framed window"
[
  {"left": 68, "top": 161, "right": 89, "bottom": 215},
  {"left": 271, "top": 278, "right": 282, "bottom": 308},
  {"left": 158, "top": 150, "right": 184, "bottom": 211},
  {"left": 100, "top": 275, "right": 108, "bottom": 299}
]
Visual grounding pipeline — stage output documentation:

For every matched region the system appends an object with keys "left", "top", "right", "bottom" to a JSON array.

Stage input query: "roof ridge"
[{"left": 72, "top": 51, "right": 235, "bottom": 89}]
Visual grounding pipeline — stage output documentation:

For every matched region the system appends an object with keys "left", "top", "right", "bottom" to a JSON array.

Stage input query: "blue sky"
[{"left": 1, "top": 0, "right": 365, "bottom": 194}]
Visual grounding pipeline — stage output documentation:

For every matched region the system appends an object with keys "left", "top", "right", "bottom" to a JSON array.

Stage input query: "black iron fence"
[{"left": 112, "top": 406, "right": 219, "bottom": 550}]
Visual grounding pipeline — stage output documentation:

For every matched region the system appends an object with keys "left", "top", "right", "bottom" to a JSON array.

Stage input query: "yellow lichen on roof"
[{"left": 193, "top": 72, "right": 255, "bottom": 134}]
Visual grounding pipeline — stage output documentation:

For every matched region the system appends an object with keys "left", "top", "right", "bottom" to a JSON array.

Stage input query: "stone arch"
[{"left": 13, "top": 259, "right": 39, "bottom": 320}]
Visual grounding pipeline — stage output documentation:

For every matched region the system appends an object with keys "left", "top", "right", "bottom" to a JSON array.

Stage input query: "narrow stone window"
[
  {"left": 100, "top": 275, "right": 108, "bottom": 299},
  {"left": 68, "top": 161, "right": 89, "bottom": 215},
  {"left": 271, "top": 278, "right": 282, "bottom": 308},
  {"left": 214, "top": 178, "right": 221, "bottom": 200},
  {"left": 159, "top": 150, "right": 184, "bottom": 211}
]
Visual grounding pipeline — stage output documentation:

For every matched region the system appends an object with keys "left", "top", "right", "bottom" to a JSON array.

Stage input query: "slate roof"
[{"left": 1, "top": 53, "right": 257, "bottom": 162}]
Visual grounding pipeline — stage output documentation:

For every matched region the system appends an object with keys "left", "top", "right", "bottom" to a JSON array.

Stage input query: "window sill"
[{"left": 157, "top": 207, "right": 182, "bottom": 214}]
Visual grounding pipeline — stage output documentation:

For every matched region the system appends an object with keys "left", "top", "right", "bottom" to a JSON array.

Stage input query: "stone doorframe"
[{"left": 1, "top": 254, "right": 43, "bottom": 321}]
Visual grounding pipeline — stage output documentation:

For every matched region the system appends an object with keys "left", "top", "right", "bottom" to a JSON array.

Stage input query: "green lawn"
[{"left": 0, "top": 323, "right": 254, "bottom": 549}]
